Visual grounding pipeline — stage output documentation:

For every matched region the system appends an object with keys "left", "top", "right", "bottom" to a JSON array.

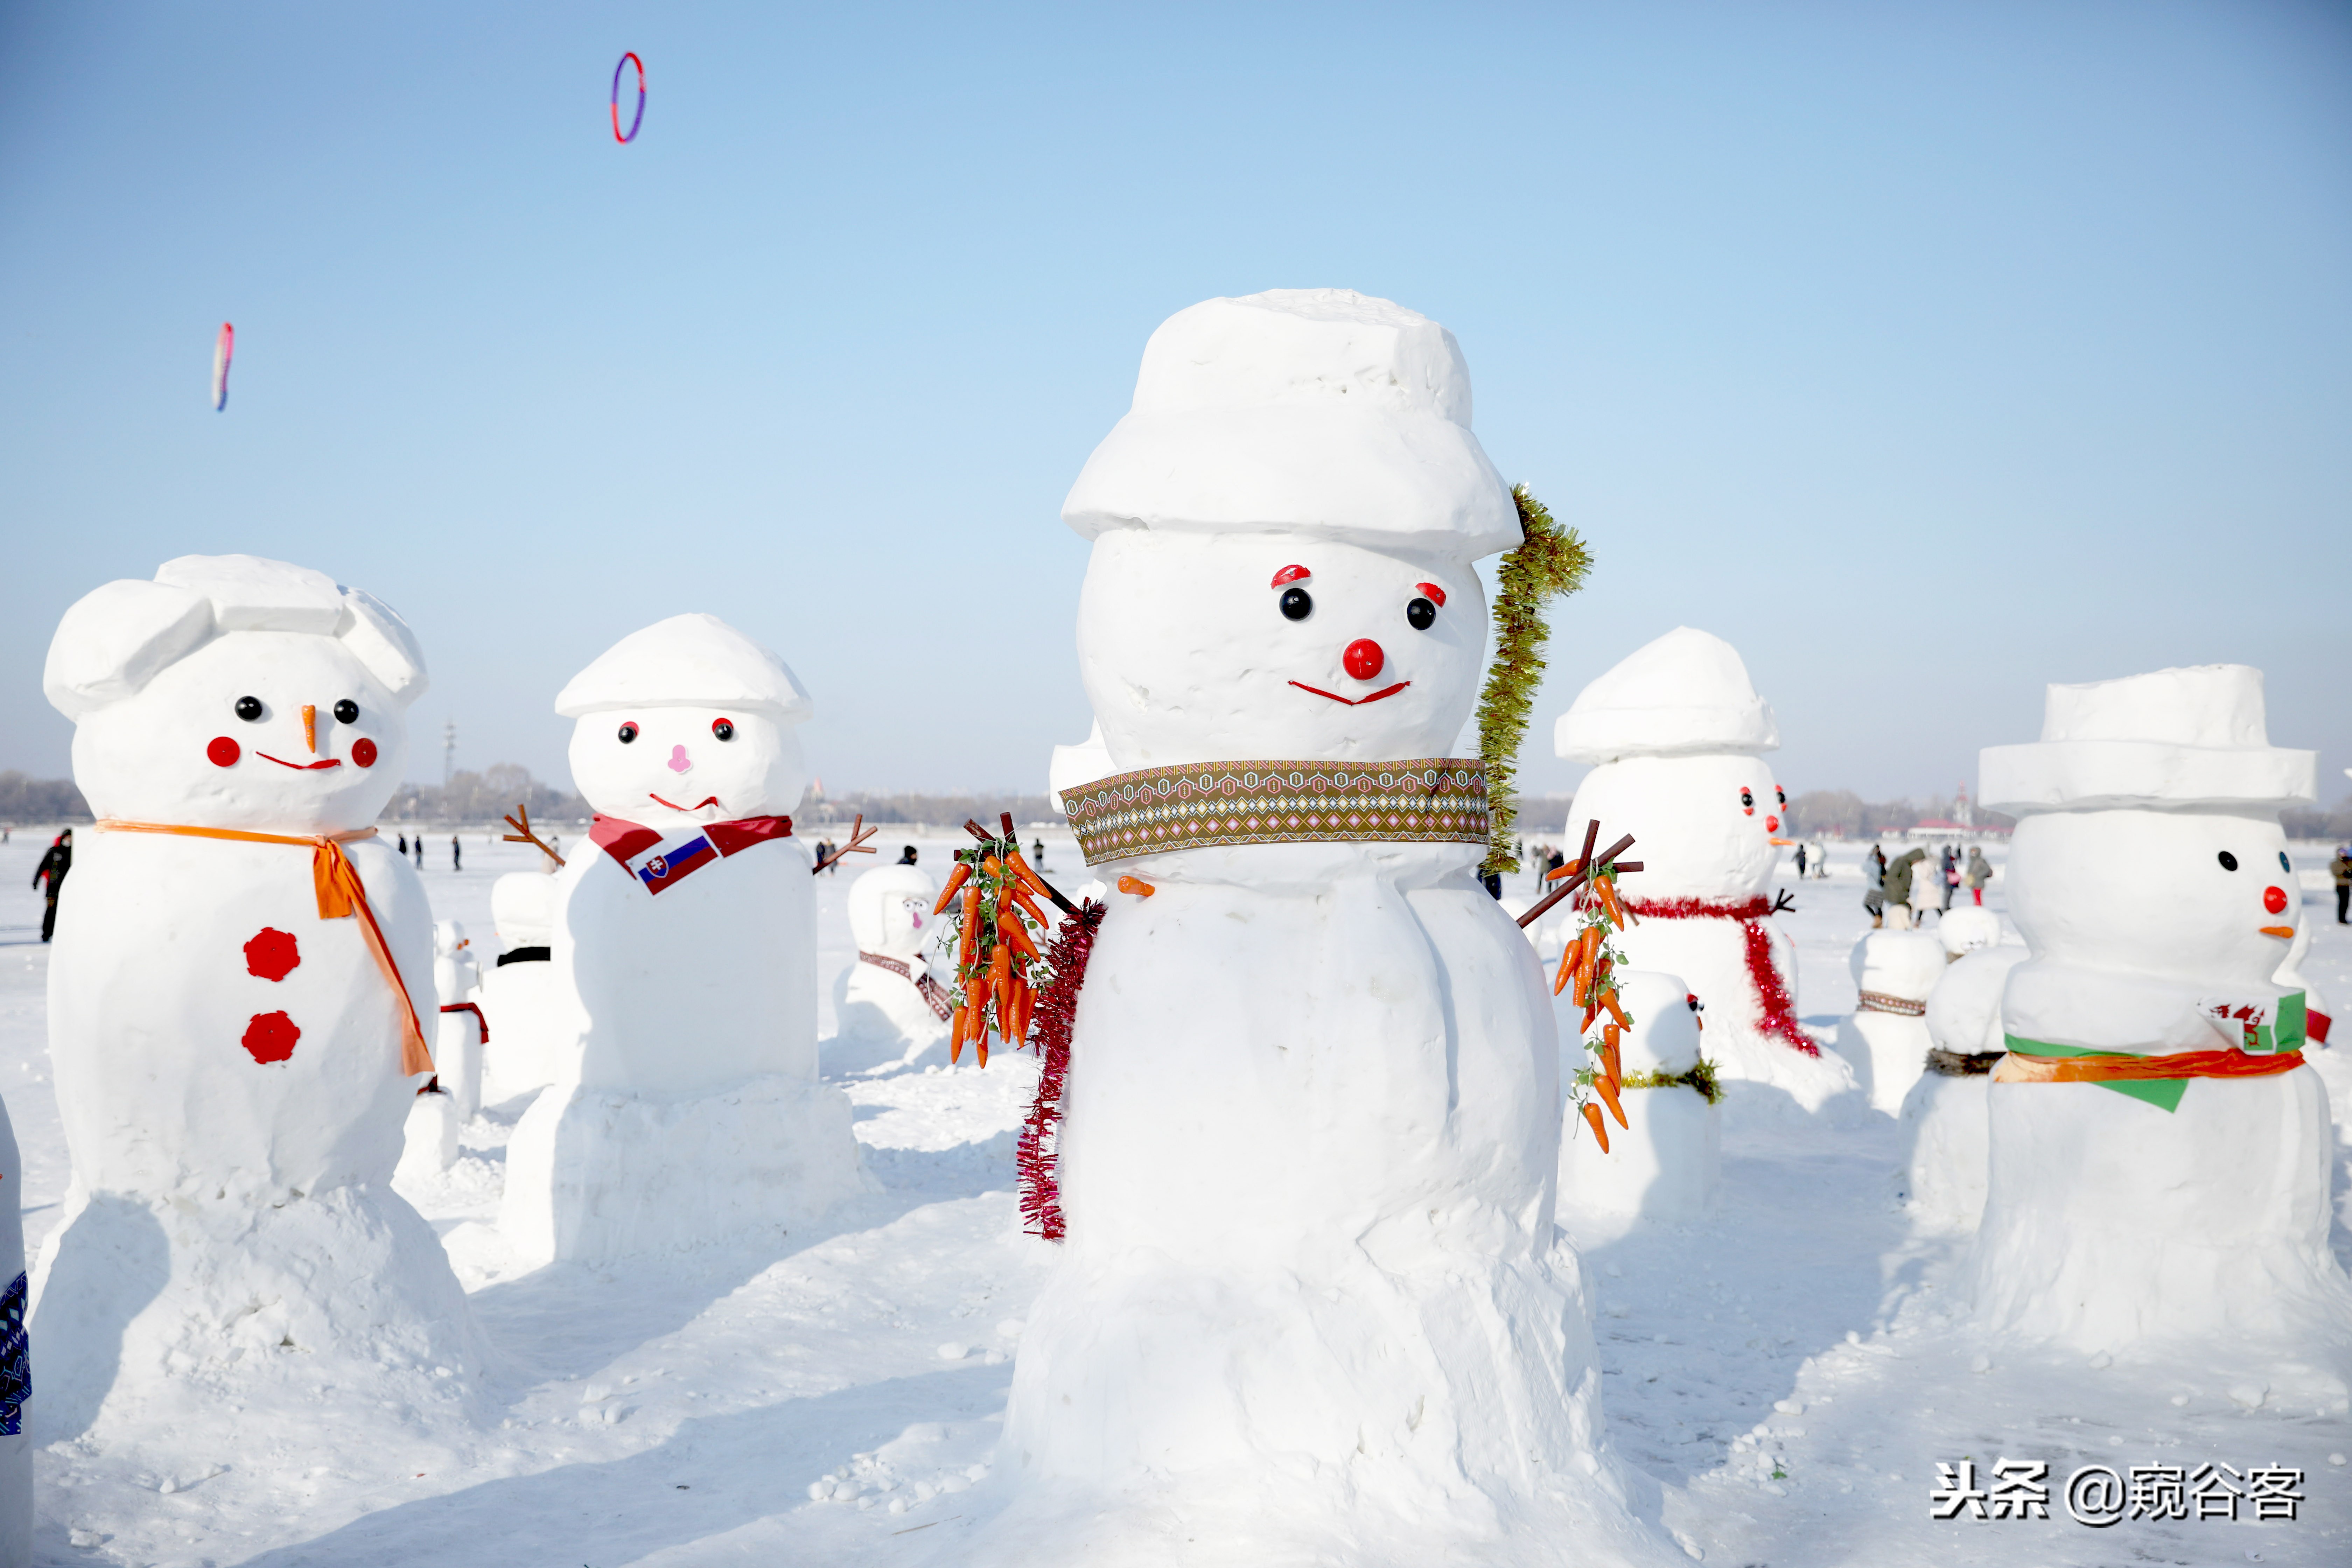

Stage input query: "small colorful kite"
[
  {"left": 210, "top": 322, "right": 233, "bottom": 412},
  {"left": 611, "top": 52, "right": 645, "bottom": 144}
]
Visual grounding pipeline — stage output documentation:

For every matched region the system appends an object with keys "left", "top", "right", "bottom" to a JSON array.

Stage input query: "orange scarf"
[
  {"left": 1994, "top": 1047, "right": 2305, "bottom": 1085},
  {"left": 96, "top": 819, "right": 434, "bottom": 1077}
]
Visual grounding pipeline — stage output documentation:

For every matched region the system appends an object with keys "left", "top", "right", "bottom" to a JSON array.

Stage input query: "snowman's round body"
[
  {"left": 499, "top": 615, "right": 865, "bottom": 1265},
  {"left": 431, "top": 920, "right": 485, "bottom": 1121},
  {"left": 476, "top": 870, "right": 566, "bottom": 1103},
  {"left": 1835, "top": 928, "right": 1946, "bottom": 1114},
  {"left": 980, "top": 293, "right": 1671, "bottom": 1568},
  {"left": 1556, "top": 969, "right": 1719, "bottom": 1227},
  {"left": 0, "top": 1091, "right": 28, "bottom": 1568},
  {"left": 1896, "top": 943, "right": 2025, "bottom": 1232},
  {"left": 30, "top": 556, "right": 483, "bottom": 1442},
  {"left": 829, "top": 864, "right": 951, "bottom": 1072}
]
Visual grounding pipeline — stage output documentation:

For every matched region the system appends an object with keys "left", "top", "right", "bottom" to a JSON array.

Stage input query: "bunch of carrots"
[
  {"left": 1549, "top": 853, "right": 1636, "bottom": 1154},
  {"left": 933, "top": 820, "right": 1062, "bottom": 1067}
]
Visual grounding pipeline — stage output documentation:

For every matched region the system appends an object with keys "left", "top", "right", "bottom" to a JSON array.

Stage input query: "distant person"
[
  {"left": 1966, "top": 846, "right": 1993, "bottom": 906},
  {"left": 1882, "top": 846, "right": 1927, "bottom": 930},
  {"left": 413, "top": 834, "right": 425, "bottom": 869},
  {"left": 397, "top": 832, "right": 408, "bottom": 856},
  {"left": 898, "top": 845, "right": 918, "bottom": 866},
  {"left": 1033, "top": 836, "right": 1047, "bottom": 870},
  {"left": 1863, "top": 844, "right": 1886, "bottom": 927},
  {"left": 33, "top": 828, "right": 72, "bottom": 942},
  {"left": 1547, "top": 847, "right": 1566, "bottom": 876},
  {"left": 2332, "top": 845, "right": 2351, "bottom": 925},
  {"left": 813, "top": 838, "right": 835, "bottom": 873},
  {"left": 1936, "top": 845, "right": 1958, "bottom": 912},
  {"left": 1793, "top": 842, "right": 1808, "bottom": 879},
  {"left": 450, "top": 834, "right": 462, "bottom": 872}
]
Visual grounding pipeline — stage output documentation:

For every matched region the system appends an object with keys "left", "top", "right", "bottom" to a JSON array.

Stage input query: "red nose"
[
  {"left": 1765, "top": 815, "right": 1780, "bottom": 834},
  {"left": 2263, "top": 886, "right": 2288, "bottom": 915},
  {"left": 1344, "top": 639, "right": 1385, "bottom": 680}
]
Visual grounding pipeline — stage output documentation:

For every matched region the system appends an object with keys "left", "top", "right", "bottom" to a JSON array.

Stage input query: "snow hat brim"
[
  {"left": 556, "top": 613, "right": 812, "bottom": 722},
  {"left": 1062, "top": 290, "right": 1520, "bottom": 558},
  {"left": 1978, "top": 665, "right": 2314, "bottom": 814},
  {"left": 1554, "top": 626, "right": 1779, "bottom": 763}
]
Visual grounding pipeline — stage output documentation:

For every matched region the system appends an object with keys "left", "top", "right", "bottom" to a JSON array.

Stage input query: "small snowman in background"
[
  {"left": 476, "top": 870, "right": 565, "bottom": 1104},
  {"left": 1966, "top": 666, "right": 2352, "bottom": 1370},
  {"left": 32, "top": 554, "right": 483, "bottom": 1441},
  {"left": 1, "top": 1090, "right": 27, "bottom": 1568},
  {"left": 499, "top": 614, "right": 867, "bottom": 1265},
  {"left": 1556, "top": 627, "right": 1856, "bottom": 1116},
  {"left": 1896, "top": 929, "right": 2027, "bottom": 1234},
  {"left": 1834, "top": 927, "right": 1946, "bottom": 1114},
  {"left": 396, "top": 919, "right": 486, "bottom": 1182},
  {"left": 1556, "top": 970, "right": 1719, "bottom": 1228},
  {"left": 974, "top": 290, "right": 1674, "bottom": 1567},
  {"left": 827, "top": 863, "right": 953, "bottom": 1073}
]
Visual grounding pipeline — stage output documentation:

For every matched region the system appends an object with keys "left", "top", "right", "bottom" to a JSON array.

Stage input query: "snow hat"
[
  {"left": 555, "top": 613, "right": 812, "bottom": 722},
  {"left": 44, "top": 553, "right": 427, "bottom": 720},
  {"left": 1977, "top": 665, "right": 2314, "bottom": 815},
  {"left": 1554, "top": 627, "right": 1779, "bottom": 764},
  {"left": 1061, "top": 289, "right": 1519, "bottom": 557},
  {"left": 1851, "top": 929, "right": 1947, "bottom": 1006}
]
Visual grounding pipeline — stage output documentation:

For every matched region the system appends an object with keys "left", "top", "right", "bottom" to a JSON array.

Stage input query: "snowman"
[
  {"left": 476, "top": 869, "right": 566, "bottom": 1104},
  {"left": 31, "top": 554, "right": 483, "bottom": 1439},
  {"left": 975, "top": 291, "right": 1673, "bottom": 1567},
  {"left": 828, "top": 862, "right": 953, "bottom": 1072},
  {"left": 1556, "top": 971, "right": 1719, "bottom": 1228},
  {"left": 1965, "top": 665, "right": 2352, "bottom": 1364},
  {"left": 498, "top": 614, "right": 866, "bottom": 1265},
  {"left": 1, "top": 1091, "right": 27, "bottom": 1568},
  {"left": 1834, "top": 927, "right": 1946, "bottom": 1114},
  {"left": 397, "top": 919, "right": 487, "bottom": 1181},
  {"left": 1895, "top": 935, "right": 2027, "bottom": 1233},
  {"left": 1556, "top": 628, "right": 1856, "bottom": 1115}
]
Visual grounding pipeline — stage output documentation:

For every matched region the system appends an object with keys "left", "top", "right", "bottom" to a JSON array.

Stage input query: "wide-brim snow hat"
[
  {"left": 1061, "top": 288, "right": 1520, "bottom": 557},
  {"left": 1554, "top": 626, "right": 1779, "bottom": 764},
  {"left": 555, "top": 613, "right": 812, "bottom": 722},
  {"left": 1978, "top": 664, "right": 2314, "bottom": 814}
]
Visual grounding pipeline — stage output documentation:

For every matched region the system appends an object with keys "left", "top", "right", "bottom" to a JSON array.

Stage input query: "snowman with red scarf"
[
  {"left": 499, "top": 614, "right": 866, "bottom": 1264},
  {"left": 1555, "top": 629, "right": 1857, "bottom": 1117}
]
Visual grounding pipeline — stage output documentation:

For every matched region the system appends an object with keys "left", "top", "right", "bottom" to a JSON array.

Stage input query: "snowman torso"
[{"left": 50, "top": 831, "right": 429, "bottom": 1198}]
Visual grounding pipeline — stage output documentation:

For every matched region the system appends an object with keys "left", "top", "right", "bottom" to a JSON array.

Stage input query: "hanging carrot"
[
  {"left": 1594, "top": 1071, "right": 1628, "bottom": 1130},
  {"left": 1582, "top": 1101, "right": 1610, "bottom": 1153},
  {"left": 1602, "top": 989, "right": 1632, "bottom": 1032},
  {"left": 959, "top": 883, "right": 981, "bottom": 968},
  {"left": 997, "top": 909, "right": 1040, "bottom": 962},
  {"left": 933, "top": 861, "right": 972, "bottom": 915}
]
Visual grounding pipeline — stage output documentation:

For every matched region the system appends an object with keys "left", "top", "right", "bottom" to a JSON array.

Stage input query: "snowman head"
[
  {"left": 1063, "top": 290, "right": 1518, "bottom": 768},
  {"left": 43, "top": 555, "right": 427, "bottom": 832},
  {"left": 847, "top": 864, "right": 936, "bottom": 960},
  {"left": 1555, "top": 628, "right": 1785, "bottom": 900},
  {"left": 1980, "top": 665, "right": 2315, "bottom": 986},
  {"left": 558, "top": 614, "right": 812, "bottom": 832}
]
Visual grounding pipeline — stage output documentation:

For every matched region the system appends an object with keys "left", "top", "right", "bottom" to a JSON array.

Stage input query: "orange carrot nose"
[{"left": 302, "top": 705, "right": 317, "bottom": 754}]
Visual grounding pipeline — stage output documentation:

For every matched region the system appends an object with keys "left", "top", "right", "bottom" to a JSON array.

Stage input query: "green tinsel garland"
[
  {"left": 1575, "top": 1058, "right": 1725, "bottom": 1106},
  {"left": 1476, "top": 485, "right": 1592, "bottom": 877}
]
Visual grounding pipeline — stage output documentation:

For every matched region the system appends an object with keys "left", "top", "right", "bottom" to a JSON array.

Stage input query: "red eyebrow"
[
  {"left": 1271, "top": 565, "right": 1311, "bottom": 588},
  {"left": 1415, "top": 582, "right": 1446, "bottom": 607}
]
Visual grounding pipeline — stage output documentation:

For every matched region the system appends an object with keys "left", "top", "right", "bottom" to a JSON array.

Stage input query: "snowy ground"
[{"left": 3, "top": 826, "right": 2348, "bottom": 1566}]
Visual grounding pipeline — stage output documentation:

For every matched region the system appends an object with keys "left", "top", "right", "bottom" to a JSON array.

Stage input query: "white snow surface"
[{"left": 2, "top": 828, "right": 2350, "bottom": 1565}]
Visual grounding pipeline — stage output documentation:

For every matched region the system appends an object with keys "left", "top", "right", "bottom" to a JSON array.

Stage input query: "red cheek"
[
  {"left": 207, "top": 736, "right": 240, "bottom": 768},
  {"left": 352, "top": 737, "right": 378, "bottom": 768},
  {"left": 1742, "top": 807, "right": 1754, "bottom": 817},
  {"left": 2263, "top": 886, "right": 2288, "bottom": 915}
]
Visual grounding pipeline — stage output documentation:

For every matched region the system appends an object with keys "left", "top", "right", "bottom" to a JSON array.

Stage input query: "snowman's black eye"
[
  {"left": 332, "top": 699, "right": 359, "bottom": 724},
  {"left": 234, "top": 695, "right": 264, "bottom": 722},
  {"left": 1279, "top": 587, "right": 1313, "bottom": 621},
  {"left": 617, "top": 722, "right": 639, "bottom": 744},
  {"left": 1777, "top": 786, "right": 1787, "bottom": 806},
  {"left": 1740, "top": 788, "right": 1755, "bottom": 808},
  {"left": 2217, "top": 850, "right": 2238, "bottom": 872},
  {"left": 712, "top": 718, "right": 736, "bottom": 741},
  {"left": 1405, "top": 597, "right": 1436, "bottom": 631},
  {"left": 2279, "top": 851, "right": 2291, "bottom": 874}
]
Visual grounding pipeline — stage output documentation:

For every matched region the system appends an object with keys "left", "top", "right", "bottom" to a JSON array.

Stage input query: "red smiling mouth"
[
  {"left": 1290, "top": 681, "right": 1411, "bottom": 707},
  {"left": 650, "top": 793, "right": 722, "bottom": 812},
  {"left": 257, "top": 752, "right": 343, "bottom": 771}
]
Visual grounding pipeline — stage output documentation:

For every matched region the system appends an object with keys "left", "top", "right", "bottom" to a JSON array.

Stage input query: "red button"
[
  {"left": 244, "top": 927, "right": 300, "bottom": 982},
  {"left": 2263, "top": 885, "right": 2288, "bottom": 915},
  {"left": 241, "top": 1010, "right": 300, "bottom": 1064},
  {"left": 1343, "top": 639, "right": 1385, "bottom": 680}
]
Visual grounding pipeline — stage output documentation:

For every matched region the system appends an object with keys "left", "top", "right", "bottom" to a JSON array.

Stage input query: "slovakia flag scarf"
[{"left": 592, "top": 813, "right": 793, "bottom": 895}]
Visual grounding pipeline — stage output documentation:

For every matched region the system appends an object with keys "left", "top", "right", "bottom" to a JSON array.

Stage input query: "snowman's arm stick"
[
  {"left": 967, "top": 817, "right": 1079, "bottom": 918},
  {"left": 810, "top": 814, "right": 877, "bottom": 875},
  {"left": 500, "top": 805, "right": 566, "bottom": 867},
  {"left": 1516, "top": 835, "right": 1637, "bottom": 929}
]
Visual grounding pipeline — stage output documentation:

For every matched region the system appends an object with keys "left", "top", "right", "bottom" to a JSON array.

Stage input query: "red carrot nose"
[
  {"left": 1765, "top": 815, "right": 1780, "bottom": 833},
  {"left": 2263, "top": 885, "right": 2288, "bottom": 915},
  {"left": 1344, "top": 639, "right": 1385, "bottom": 680}
]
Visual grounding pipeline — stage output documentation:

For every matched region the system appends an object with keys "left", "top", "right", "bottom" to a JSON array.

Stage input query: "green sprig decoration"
[{"left": 1476, "top": 485, "right": 1592, "bottom": 877}]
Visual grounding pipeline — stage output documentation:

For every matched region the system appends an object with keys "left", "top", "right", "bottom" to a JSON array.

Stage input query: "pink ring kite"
[
  {"left": 611, "top": 52, "right": 645, "bottom": 144},
  {"left": 211, "top": 322, "right": 233, "bottom": 412}
]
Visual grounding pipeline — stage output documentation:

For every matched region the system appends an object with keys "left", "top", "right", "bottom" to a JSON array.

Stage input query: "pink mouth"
[
  {"left": 257, "top": 752, "right": 343, "bottom": 771},
  {"left": 1290, "top": 680, "right": 1410, "bottom": 707},
  {"left": 650, "top": 793, "right": 721, "bottom": 812}
]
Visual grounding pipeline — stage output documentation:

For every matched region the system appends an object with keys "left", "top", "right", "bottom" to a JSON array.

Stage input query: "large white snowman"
[
  {"left": 827, "top": 862, "right": 953, "bottom": 1072},
  {"left": 1965, "top": 666, "right": 2352, "bottom": 1369},
  {"left": 31, "top": 554, "right": 483, "bottom": 1440},
  {"left": 1, "top": 1091, "right": 27, "bottom": 1568},
  {"left": 973, "top": 291, "right": 1672, "bottom": 1567},
  {"left": 1556, "top": 628, "right": 1855, "bottom": 1114},
  {"left": 499, "top": 614, "right": 866, "bottom": 1265}
]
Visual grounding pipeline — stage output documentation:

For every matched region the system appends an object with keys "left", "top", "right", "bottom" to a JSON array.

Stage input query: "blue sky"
[{"left": 4, "top": 2, "right": 2347, "bottom": 805}]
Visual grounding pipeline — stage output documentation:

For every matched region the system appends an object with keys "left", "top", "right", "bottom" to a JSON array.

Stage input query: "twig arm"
[
  {"left": 810, "top": 813, "right": 878, "bottom": 875},
  {"left": 500, "top": 804, "right": 566, "bottom": 867}
]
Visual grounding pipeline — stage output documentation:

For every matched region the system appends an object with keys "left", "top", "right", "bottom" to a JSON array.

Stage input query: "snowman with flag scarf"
[
  {"left": 966, "top": 290, "right": 1674, "bottom": 1567},
  {"left": 1965, "top": 665, "right": 2352, "bottom": 1370},
  {"left": 30, "top": 554, "right": 483, "bottom": 1441},
  {"left": 499, "top": 614, "right": 866, "bottom": 1264}
]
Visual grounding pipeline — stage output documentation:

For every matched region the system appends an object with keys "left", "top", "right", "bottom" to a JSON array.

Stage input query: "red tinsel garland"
[
  {"left": 1017, "top": 899, "right": 1106, "bottom": 1241},
  {"left": 1620, "top": 894, "right": 1819, "bottom": 1057}
]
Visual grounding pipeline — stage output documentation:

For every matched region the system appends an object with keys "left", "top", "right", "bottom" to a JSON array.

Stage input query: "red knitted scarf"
[{"left": 1620, "top": 895, "right": 1818, "bottom": 1057}]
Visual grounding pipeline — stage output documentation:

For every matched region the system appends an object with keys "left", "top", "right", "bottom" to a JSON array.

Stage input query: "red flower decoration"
[
  {"left": 243, "top": 927, "right": 300, "bottom": 982},
  {"left": 241, "top": 1010, "right": 300, "bottom": 1064}
]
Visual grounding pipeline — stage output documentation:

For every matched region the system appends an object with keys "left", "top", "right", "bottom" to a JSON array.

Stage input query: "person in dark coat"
[
  {"left": 898, "top": 845, "right": 918, "bottom": 866},
  {"left": 2331, "top": 846, "right": 2351, "bottom": 925},
  {"left": 413, "top": 834, "right": 425, "bottom": 869},
  {"left": 451, "top": 835, "right": 462, "bottom": 872},
  {"left": 1863, "top": 844, "right": 1886, "bottom": 927},
  {"left": 33, "top": 829, "right": 72, "bottom": 942},
  {"left": 1966, "top": 847, "right": 1993, "bottom": 906},
  {"left": 1793, "top": 842, "right": 1808, "bottom": 878},
  {"left": 1883, "top": 847, "right": 1927, "bottom": 929},
  {"left": 397, "top": 832, "right": 408, "bottom": 855}
]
